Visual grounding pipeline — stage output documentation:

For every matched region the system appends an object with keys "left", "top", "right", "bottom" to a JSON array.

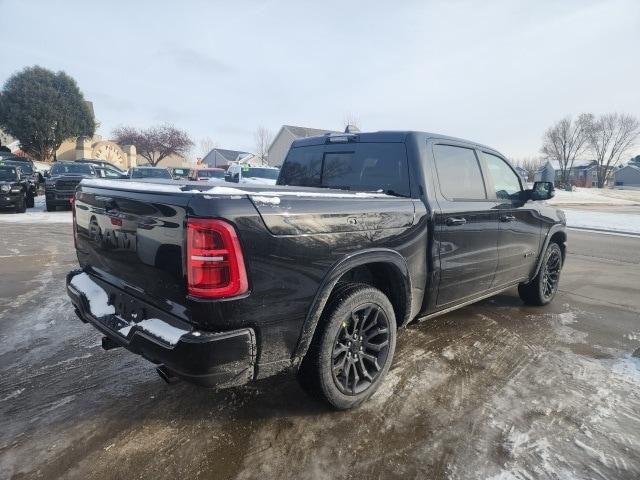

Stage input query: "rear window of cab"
[{"left": 278, "top": 143, "right": 410, "bottom": 196}]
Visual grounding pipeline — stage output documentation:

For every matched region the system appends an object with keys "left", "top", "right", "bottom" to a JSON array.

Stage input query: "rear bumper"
[{"left": 66, "top": 269, "right": 256, "bottom": 387}]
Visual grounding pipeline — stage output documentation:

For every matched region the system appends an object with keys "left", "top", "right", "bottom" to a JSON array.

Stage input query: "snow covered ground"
[
  {"left": 548, "top": 187, "right": 640, "bottom": 206},
  {"left": 545, "top": 188, "right": 640, "bottom": 234},
  {"left": 0, "top": 195, "right": 71, "bottom": 224},
  {"left": 564, "top": 209, "right": 640, "bottom": 235}
]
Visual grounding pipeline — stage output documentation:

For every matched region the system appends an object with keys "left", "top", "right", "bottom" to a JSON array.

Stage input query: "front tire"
[
  {"left": 518, "top": 242, "right": 563, "bottom": 306},
  {"left": 15, "top": 194, "right": 26, "bottom": 213},
  {"left": 26, "top": 192, "right": 35, "bottom": 208},
  {"left": 298, "top": 283, "right": 397, "bottom": 410},
  {"left": 46, "top": 202, "right": 56, "bottom": 212}
]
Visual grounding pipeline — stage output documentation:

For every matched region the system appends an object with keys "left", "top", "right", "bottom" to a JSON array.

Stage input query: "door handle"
[
  {"left": 500, "top": 215, "right": 516, "bottom": 222},
  {"left": 446, "top": 217, "right": 467, "bottom": 226}
]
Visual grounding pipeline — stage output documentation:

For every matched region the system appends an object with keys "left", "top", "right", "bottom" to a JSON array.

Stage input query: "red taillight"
[
  {"left": 70, "top": 196, "right": 78, "bottom": 248},
  {"left": 186, "top": 218, "right": 248, "bottom": 299}
]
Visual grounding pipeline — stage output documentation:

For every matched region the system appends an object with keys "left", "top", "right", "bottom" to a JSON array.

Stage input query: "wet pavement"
[{"left": 1, "top": 223, "right": 639, "bottom": 479}]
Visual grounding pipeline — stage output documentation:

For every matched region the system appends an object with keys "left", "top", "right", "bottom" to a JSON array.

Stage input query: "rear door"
[
  {"left": 430, "top": 143, "right": 501, "bottom": 307},
  {"left": 480, "top": 151, "right": 542, "bottom": 287}
]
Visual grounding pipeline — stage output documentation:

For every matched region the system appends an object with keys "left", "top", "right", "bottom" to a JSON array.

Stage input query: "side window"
[
  {"left": 482, "top": 152, "right": 522, "bottom": 199},
  {"left": 433, "top": 144, "right": 486, "bottom": 200}
]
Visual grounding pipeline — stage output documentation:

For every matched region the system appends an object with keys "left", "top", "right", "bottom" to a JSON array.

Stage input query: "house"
[
  {"left": 267, "top": 125, "right": 340, "bottom": 167},
  {"left": 137, "top": 152, "right": 191, "bottom": 169},
  {"left": 613, "top": 164, "right": 640, "bottom": 188},
  {"left": 534, "top": 161, "right": 556, "bottom": 183},
  {"left": 201, "top": 148, "right": 251, "bottom": 168},
  {"left": 534, "top": 159, "right": 606, "bottom": 187}
]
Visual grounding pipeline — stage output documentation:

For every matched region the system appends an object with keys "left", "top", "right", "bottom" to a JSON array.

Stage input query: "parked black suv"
[
  {"left": 2, "top": 159, "right": 41, "bottom": 196},
  {"left": 45, "top": 162, "right": 97, "bottom": 211},
  {"left": 66, "top": 131, "right": 565, "bottom": 409},
  {"left": 0, "top": 164, "right": 34, "bottom": 212}
]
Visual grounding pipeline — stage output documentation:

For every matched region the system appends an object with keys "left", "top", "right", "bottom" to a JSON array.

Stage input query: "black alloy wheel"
[
  {"left": 298, "top": 283, "right": 397, "bottom": 410},
  {"left": 541, "top": 247, "right": 561, "bottom": 300},
  {"left": 518, "top": 242, "right": 563, "bottom": 306},
  {"left": 331, "top": 303, "right": 391, "bottom": 395}
]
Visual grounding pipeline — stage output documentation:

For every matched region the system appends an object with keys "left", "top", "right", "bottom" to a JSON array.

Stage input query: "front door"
[
  {"left": 431, "top": 143, "right": 501, "bottom": 307},
  {"left": 480, "top": 151, "right": 542, "bottom": 288}
]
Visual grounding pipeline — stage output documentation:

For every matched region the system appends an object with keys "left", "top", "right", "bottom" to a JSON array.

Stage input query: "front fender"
[
  {"left": 528, "top": 224, "right": 567, "bottom": 282},
  {"left": 292, "top": 248, "right": 411, "bottom": 361}
]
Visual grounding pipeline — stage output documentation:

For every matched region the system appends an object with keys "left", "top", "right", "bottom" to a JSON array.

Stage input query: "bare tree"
[
  {"left": 540, "top": 114, "right": 590, "bottom": 186},
  {"left": 112, "top": 124, "right": 193, "bottom": 166},
  {"left": 343, "top": 113, "right": 361, "bottom": 132},
  {"left": 198, "top": 136, "right": 218, "bottom": 159},
  {"left": 254, "top": 126, "right": 273, "bottom": 165},
  {"left": 512, "top": 156, "right": 543, "bottom": 181},
  {"left": 584, "top": 113, "right": 640, "bottom": 188}
]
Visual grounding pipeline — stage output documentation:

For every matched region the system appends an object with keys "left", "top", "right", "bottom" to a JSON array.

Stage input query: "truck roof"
[{"left": 291, "top": 130, "right": 497, "bottom": 153}]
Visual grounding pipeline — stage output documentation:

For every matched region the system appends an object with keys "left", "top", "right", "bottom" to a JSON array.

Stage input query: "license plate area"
[{"left": 108, "top": 291, "right": 148, "bottom": 331}]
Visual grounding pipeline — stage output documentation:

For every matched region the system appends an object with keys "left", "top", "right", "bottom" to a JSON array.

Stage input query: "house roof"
[
  {"left": 202, "top": 148, "right": 251, "bottom": 164},
  {"left": 283, "top": 125, "right": 340, "bottom": 138},
  {"left": 546, "top": 159, "right": 595, "bottom": 170},
  {"left": 617, "top": 164, "right": 640, "bottom": 173}
]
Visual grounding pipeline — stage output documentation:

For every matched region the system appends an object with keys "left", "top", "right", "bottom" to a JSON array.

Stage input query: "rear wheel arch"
[{"left": 294, "top": 249, "right": 411, "bottom": 362}]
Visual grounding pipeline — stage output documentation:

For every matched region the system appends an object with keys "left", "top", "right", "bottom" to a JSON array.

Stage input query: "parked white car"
[{"left": 225, "top": 164, "right": 279, "bottom": 185}]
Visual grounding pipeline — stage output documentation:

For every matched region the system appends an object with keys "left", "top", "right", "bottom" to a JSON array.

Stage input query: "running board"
[{"left": 417, "top": 282, "right": 522, "bottom": 322}]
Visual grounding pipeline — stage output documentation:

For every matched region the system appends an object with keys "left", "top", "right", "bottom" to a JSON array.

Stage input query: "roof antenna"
[{"left": 344, "top": 125, "right": 360, "bottom": 133}]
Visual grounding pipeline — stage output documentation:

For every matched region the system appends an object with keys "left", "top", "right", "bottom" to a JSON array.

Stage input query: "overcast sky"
[{"left": 1, "top": 0, "right": 639, "bottom": 159}]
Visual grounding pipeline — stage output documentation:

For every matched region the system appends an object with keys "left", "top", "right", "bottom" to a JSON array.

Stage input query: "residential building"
[
  {"left": 202, "top": 148, "right": 251, "bottom": 168},
  {"left": 267, "top": 125, "right": 340, "bottom": 167},
  {"left": 533, "top": 159, "right": 609, "bottom": 187},
  {"left": 613, "top": 164, "right": 640, "bottom": 188},
  {"left": 136, "top": 152, "right": 192, "bottom": 169}
]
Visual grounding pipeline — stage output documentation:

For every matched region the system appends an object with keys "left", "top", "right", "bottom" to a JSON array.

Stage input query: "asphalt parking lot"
[{"left": 1, "top": 221, "right": 639, "bottom": 479}]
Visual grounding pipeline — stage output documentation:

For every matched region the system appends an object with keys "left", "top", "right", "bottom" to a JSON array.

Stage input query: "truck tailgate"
[{"left": 74, "top": 183, "right": 194, "bottom": 312}]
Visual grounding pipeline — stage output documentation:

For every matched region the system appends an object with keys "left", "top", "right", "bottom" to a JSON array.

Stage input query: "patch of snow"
[
  {"left": 0, "top": 195, "right": 71, "bottom": 224},
  {"left": 625, "top": 332, "right": 640, "bottom": 341},
  {"left": 251, "top": 195, "right": 281, "bottom": 205},
  {"left": 80, "top": 179, "right": 393, "bottom": 199},
  {"left": 69, "top": 272, "right": 115, "bottom": 318},
  {"left": 128, "top": 318, "right": 188, "bottom": 345},
  {"left": 547, "top": 187, "right": 640, "bottom": 206},
  {"left": 0, "top": 388, "right": 25, "bottom": 402},
  {"left": 81, "top": 179, "right": 189, "bottom": 193},
  {"left": 562, "top": 209, "right": 640, "bottom": 235},
  {"left": 556, "top": 311, "right": 577, "bottom": 325},
  {"left": 442, "top": 346, "right": 456, "bottom": 360},
  {"left": 239, "top": 177, "right": 277, "bottom": 185},
  {"left": 251, "top": 190, "right": 391, "bottom": 199},
  {"left": 118, "top": 325, "right": 132, "bottom": 337}
]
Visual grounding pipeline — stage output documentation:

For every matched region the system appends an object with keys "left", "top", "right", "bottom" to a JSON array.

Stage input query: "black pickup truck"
[
  {"left": 66, "top": 131, "right": 566, "bottom": 409},
  {"left": 45, "top": 162, "right": 97, "bottom": 211},
  {"left": 0, "top": 164, "right": 34, "bottom": 212}
]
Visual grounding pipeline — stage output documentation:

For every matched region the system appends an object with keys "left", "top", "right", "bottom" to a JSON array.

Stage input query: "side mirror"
[{"left": 531, "top": 181, "right": 555, "bottom": 201}]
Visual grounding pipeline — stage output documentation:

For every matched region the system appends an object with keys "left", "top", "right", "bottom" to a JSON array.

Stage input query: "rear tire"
[
  {"left": 26, "top": 193, "right": 35, "bottom": 208},
  {"left": 298, "top": 283, "right": 397, "bottom": 410},
  {"left": 518, "top": 242, "right": 562, "bottom": 306}
]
